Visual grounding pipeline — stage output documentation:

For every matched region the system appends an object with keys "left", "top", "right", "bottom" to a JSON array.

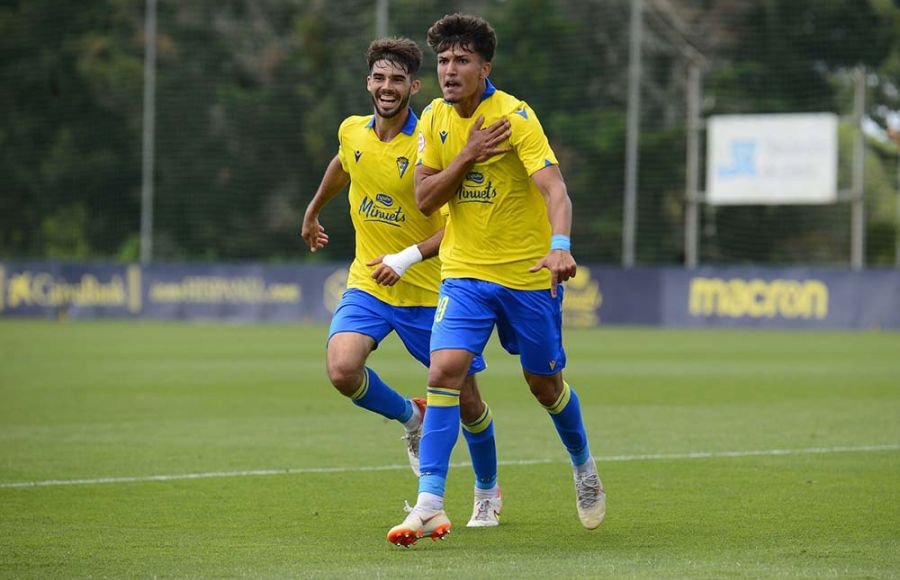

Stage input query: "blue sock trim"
[
  {"left": 571, "top": 446, "right": 592, "bottom": 467},
  {"left": 418, "top": 474, "right": 446, "bottom": 497},
  {"left": 548, "top": 384, "right": 589, "bottom": 462},
  {"left": 398, "top": 399, "right": 413, "bottom": 423},
  {"left": 462, "top": 417, "right": 497, "bottom": 490},
  {"left": 474, "top": 476, "right": 498, "bottom": 490},
  {"left": 350, "top": 367, "right": 408, "bottom": 421}
]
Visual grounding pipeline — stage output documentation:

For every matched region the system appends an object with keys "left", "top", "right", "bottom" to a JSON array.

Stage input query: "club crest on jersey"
[
  {"left": 354, "top": 150, "right": 362, "bottom": 162},
  {"left": 396, "top": 157, "right": 409, "bottom": 178},
  {"left": 439, "top": 130, "right": 448, "bottom": 143}
]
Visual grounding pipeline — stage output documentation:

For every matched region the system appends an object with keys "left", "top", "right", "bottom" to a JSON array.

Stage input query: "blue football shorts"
[
  {"left": 430, "top": 278, "right": 567, "bottom": 376},
  {"left": 328, "top": 288, "right": 486, "bottom": 375}
]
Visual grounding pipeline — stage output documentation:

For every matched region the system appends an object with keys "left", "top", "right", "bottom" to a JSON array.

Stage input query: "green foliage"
[{"left": 1, "top": 0, "right": 898, "bottom": 265}]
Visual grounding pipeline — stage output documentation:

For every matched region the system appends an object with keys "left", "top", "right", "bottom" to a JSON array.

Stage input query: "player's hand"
[
  {"left": 301, "top": 214, "right": 329, "bottom": 252},
  {"left": 366, "top": 256, "right": 401, "bottom": 286},
  {"left": 529, "top": 250, "right": 577, "bottom": 298},
  {"left": 464, "top": 115, "right": 512, "bottom": 163}
]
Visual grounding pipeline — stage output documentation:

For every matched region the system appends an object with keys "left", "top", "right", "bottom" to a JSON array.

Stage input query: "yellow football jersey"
[
  {"left": 418, "top": 81, "right": 558, "bottom": 290},
  {"left": 337, "top": 110, "right": 443, "bottom": 306}
]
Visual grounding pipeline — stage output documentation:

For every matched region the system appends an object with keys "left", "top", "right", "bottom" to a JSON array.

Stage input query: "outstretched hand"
[{"left": 529, "top": 250, "right": 577, "bottom": 298}]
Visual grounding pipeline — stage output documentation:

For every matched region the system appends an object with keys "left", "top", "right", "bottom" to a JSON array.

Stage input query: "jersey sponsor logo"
[
  {"left": 354, "top": 150, "right": 363, "bottom": 162},
  {"left": 465, "top": 171, "right": 485, "bottom": 185},
  {"left": 397, "top": 156, "right": 409, "bottom": 178},
  {"left": 375, "top": 193, "right": 394, "bottom": 207},
  {"left": 359, "top": 195, "right": 407, "bottom": 227},
  {"left": 439, "top": 130, "right": 448, "bottom": 143},
  {"left": 456, "top": 176, "right": 498, "bottom": 204}
]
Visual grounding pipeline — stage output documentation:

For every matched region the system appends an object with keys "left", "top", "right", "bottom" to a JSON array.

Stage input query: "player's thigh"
[
  {"left": 430, "top": 278, "right": 496, "bottom": 359},
  {"left": 327, "top": 289, "right": 393, "bottom": 371},
  {"left": 428, "top": 348, "right": 476, "bottom": 390},
  {"left": 495, "top": 286, "right": 567, "bottom": 376}
]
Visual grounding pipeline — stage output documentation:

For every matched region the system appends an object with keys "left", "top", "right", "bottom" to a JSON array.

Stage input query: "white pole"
[
  {"left": 623, "top": 0, "right": 642, "bottom": 268},
  {"left": 140, "top": 0, "right": 157, "bottom": 264},
  {"left": 684, "top": 63, "right": 701, "bottom": 269},
  {"left": 376, "top": 0, "right": 388, "bottom": 38},
  {"left": 851, "top": 66, "right": 865, "bottom": 271}
]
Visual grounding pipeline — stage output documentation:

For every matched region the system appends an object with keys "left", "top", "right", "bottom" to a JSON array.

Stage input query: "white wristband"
[{"left": 381, "top": 244, "right": 423, "bottom": 277}]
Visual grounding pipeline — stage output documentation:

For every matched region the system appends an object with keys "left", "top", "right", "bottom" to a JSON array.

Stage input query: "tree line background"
[{"left": 2, "top": 0, "right": 899, "bottom": 266}]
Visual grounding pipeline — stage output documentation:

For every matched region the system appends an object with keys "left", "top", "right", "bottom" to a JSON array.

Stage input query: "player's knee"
[
  {"left": 426, "top": 365, "right": 465, "bottom": 390},
  {"left": 526, "top": 373, "right": 562, "bottom": 407},
  {"left": 459, "top": 391, "right": 484, "bottom": 424},
  {"left": 326, "top": 361, "right": 364, "bottom": 397}
]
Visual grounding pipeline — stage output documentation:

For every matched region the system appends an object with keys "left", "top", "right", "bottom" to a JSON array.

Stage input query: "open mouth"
[{"left": 377, "top": 93, "right": 399, "bottom": 107}]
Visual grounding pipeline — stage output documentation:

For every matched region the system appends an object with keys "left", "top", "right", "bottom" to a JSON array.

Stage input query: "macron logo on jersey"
[
  {"left": 439, "top": 130, "right": 449, "bottom": 143},
  {"left": 515, "top": 107, "right": 529, "bottom": 119},
  {"left": 354, "top": 151, "right": 362, "bottom": 162}
]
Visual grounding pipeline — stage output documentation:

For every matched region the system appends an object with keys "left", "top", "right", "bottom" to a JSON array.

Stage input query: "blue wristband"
[{"left": 551, "top": 234, "right": 571, "bottom": 252}]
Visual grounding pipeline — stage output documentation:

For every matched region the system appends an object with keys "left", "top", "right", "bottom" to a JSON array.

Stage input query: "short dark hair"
[
  {"left": 426, "top": 13, "right": 496, "bottom": 62},
  {"left": 367, "top": 38, "right": 422, "bottom": 75}
]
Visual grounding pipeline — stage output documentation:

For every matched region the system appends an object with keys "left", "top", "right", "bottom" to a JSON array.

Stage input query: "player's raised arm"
[
  {"left": 528, "top": 164, "right": 577, "bottom": 297},
  {"left": 301, "top": 154, "right": 349, "bottom": 252},
  {"left": 414, "top": 115, "right": 512, "bottom": 215}
]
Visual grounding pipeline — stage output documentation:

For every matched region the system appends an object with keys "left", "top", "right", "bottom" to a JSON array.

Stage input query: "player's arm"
[
  {"left": 528, "top": 165, "right": 577, "bottom": 298},
  {"left": 415, "top": 115, "right": 512, "bottom": 215},
  {"left": 367, "top": 228, "right": 445, "bottom": 286},
  {"left": 301, "top": 154, "right": 350, "bottom": 252}
]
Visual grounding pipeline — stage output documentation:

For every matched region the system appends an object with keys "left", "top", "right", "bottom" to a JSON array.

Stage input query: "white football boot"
[{"left": 574, "top": 457, "right": 606, "bottom": 529}]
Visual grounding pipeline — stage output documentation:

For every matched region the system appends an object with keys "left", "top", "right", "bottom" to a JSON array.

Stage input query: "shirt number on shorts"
[{"left": 435, "top": 296, "right": 449, "bottom": 323}]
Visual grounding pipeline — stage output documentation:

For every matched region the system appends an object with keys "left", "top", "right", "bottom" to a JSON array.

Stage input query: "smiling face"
[
  {"left": 366, "top": 59, "right": 420, "bottom": 119},
  {"left": 436, "top": 45, "right": 491, "bottom": 105}
]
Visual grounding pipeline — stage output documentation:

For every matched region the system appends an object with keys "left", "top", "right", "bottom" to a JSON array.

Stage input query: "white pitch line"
[{"left": 2, "top": 443, "right": 898, "bottom": 490}]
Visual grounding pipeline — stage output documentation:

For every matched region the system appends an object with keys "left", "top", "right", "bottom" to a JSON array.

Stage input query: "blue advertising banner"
[{"left": 1, "top": 262, "right": 898, "bottom": 330}]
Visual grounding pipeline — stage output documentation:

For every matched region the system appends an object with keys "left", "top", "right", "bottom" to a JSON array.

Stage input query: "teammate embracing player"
[{"left": 301, "top": 38, "right": 503, "bottom": 530}]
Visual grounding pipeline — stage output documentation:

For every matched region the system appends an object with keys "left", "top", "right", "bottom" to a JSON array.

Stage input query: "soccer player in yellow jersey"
[
  {"left": 387, "top": 15, "right": 606, "bottom": 546},
  {"left": 300, "top": 38, "right": 502, "bottom": 529}
]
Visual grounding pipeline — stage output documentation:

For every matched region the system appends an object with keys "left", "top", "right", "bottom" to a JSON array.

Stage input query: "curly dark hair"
[
  {"left": 366, "top": 38, "right": 423, "bottom": 75},
  {"left": 426, "top": 13, "right": 496, "bottom": 62}
]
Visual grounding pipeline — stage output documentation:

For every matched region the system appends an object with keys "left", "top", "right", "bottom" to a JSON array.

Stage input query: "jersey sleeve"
[
  {"left": 416, "top": 102, "right": 443, "bottom": 170},
  {"left": 509, "top": 102, "right": 558, "bottom": 176},
  {"left": 336, "top": 118, "right": 351, "bottom": 173}
]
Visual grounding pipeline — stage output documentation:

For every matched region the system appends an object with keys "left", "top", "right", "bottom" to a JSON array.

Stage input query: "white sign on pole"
[{"left": 706, "top": 113, "right": 838, "bottom": 205}]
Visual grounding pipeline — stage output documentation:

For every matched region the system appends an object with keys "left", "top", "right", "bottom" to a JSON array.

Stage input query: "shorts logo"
[
  {"left": 549, "top": 360, "right": 557, "bottom": 370},
  {"left": 397, "top": 157, "right": 409, "bottom": 178}
]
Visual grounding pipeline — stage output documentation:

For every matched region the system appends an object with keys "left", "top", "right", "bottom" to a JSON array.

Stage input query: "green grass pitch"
[{"left": 1, "top": 320, "right": 898, "bottom": 578}]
